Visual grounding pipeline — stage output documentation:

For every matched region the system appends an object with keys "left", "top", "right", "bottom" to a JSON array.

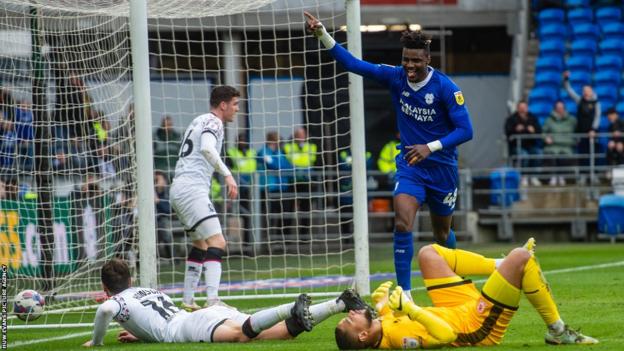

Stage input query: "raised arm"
[
  {"left": 304, "top": 11, "right": 396, "bottom": 85},
  {"left": 563, "top": 72, "right": 580, "bottom": 103}
]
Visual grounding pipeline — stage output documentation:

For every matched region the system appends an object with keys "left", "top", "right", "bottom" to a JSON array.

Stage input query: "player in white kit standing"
[
  {"left": 169, "top": 85, "right": 240, "bottom": 310},
  {"left": 83, "top": 259, "right": 371, "bottom": 346}
]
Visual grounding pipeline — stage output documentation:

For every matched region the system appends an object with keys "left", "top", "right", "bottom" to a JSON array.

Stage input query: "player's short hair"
[
  {"left": 335, "top": 326, "right": 367, "bottom": 350},
  {"left": 210, "top": 85, "right": 240, "bottom": 108},
  {"left": 101, "top": 258, "right": 131, "bottom": 294},
  {"left": 400, "top": 30, "right": 432, "bottom": 54}
]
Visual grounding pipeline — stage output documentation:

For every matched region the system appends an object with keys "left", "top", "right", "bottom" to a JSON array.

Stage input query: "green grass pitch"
[{"left": 8, "top": 242, "right": 624, "bottom": 350}]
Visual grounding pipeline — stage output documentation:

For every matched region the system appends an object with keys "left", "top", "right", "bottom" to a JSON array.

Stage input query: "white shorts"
[
  {"left": 170, "top": 181, "right": 222, "bottom": 240},
  {"left": 166, "top": 306, "right": 249, "bottom": 343}
]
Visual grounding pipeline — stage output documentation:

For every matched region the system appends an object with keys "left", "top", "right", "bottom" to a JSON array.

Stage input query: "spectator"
[
  {"left": 54, "top": 71, "right": 93, "bottom": 140},
  {"left": 504, "top": 100, "right": 542, "bottom": 186},
  {"left": 338, "top": 148, "right": 373, "bottom": 237},
  {"left": 283, "top": 126, "right": 318, "bottom": 236},
  {"left": 606, "top": 108, "right": 624, "bottom": 166},
  {"left": 542, "top": 101, "right": 577, "bottom": 186},
  {"left": 377, "top": 131, "right": 401, "bottom": 190},
  {"left": 226, "top": 132, "right": 257, "bottom": 213},
  {"left": 0, "top": 117, "right": 17, "bottom": 172},
  {"left": 14, "top": 101, "right": 34, "bottom": 171},
  {"left": 563, "top": 71, "right": 600, "bottom": 180},
  {"left": 95, "top": 144, "right": 116, "bottom": 184},
  {"left": 154, "top": 171, "right": 174, "bottom": 259},
  {"left": 153, "top": 115, "right": 181, "bottom": 175},
  {"left": 257, "top": 131, "right": 294, "bottom": 240},
  {"left": 0, "top": 89, "right": 16, "bottom": 122}
]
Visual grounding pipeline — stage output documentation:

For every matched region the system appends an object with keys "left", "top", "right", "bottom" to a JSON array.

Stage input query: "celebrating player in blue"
[{"left": 305, "top": 12, "right": 473, "bottom": 298}]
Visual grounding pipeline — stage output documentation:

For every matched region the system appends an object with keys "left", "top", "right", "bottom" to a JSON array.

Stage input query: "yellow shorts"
[{"left": 424, "top": 272, "right": 519, "bottom": 346}]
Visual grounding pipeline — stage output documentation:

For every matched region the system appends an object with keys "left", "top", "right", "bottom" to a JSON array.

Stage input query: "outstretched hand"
[
  {"left": 304, "top": 11, "right": 323, "bottom": 36},
  {"left": 224, "top": 175, "right": 238, "bottom": 199}
]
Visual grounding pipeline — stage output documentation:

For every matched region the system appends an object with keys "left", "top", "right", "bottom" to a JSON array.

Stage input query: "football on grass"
[{"left": 13, "top": 289, "right": 45, "bottom": 321}]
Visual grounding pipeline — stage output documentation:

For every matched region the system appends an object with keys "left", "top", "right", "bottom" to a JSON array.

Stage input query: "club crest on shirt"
[
  {"left": 402, "top": 91, "right": 410, "bottom": 97},
  {"left": 477, "top": 299, "right": 487, "bottom": 314},
  {"left": 403, "top": 337, "right": 421, "bottom": 349},
  {"left": 454, "top": 91, "right": 465, "bottom": 105},
  {"left": 425, "top": 93, "right": 434, "bottom": 105}
]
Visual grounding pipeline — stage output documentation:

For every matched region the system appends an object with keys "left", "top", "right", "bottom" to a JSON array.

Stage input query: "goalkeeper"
[{"left": 334, "top": 239, "right": 598, "bottom": 349}]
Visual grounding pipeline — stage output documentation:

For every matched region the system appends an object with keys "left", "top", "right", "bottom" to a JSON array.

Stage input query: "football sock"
[
  {"left": 309, "top": 299, "right": 345, "bottom": 325},
  {"left": 522, "top": 256, "right": 561, "bottom": 325},
  {"left": 393, "top": 231, "right": 414, "bottom": 291},
  {"left": 183, "top": 247, "right": 205, "bottom": 305},
  {"left": 444, "top": 229, "right": 457, "bottom": 249},
  {"left": 245, "top": 301, "right": 294, "bottom": 336},
  {"left": 432, "top": 244, "right": 496, "bottom": 276},
  {"left": 204, "top": 247, "right": 225, "bottom": 300}
]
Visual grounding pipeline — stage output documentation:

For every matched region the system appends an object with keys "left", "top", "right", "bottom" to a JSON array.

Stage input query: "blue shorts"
[{"left": 393, "top": 157, "right": 459, "bottom": 216}]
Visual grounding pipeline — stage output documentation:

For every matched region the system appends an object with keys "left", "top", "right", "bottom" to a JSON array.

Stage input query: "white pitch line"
[{"left": 10, "top": 260, "right": 624, "bottom": 347}]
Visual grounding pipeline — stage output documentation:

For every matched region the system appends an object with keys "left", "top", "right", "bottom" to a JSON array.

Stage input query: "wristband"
[{"left": 427, "top": 140, "right": 442, "bottom": 152}]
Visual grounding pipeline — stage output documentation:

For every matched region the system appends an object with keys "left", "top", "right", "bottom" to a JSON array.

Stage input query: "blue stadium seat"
[
  {"left": 489, "top": 168, "right": 520, "bottom": 207},
  {"left": 568, "top": 7, "right": 593, "bottom": 25},
  {"left": 598, "top": 194, "right": 624, "bottom": 236},
  {"left": 566, "top": 55, "right": 594, "bottom": 71},
  {"left": 570, "top": 39, "right": 598, "bottom": 57},
  {"left": 563, "top": 98, "right": 578, "bottom": 115},
  {"left": 565, "top": 0, "right": 589, "bottom": 6},
  {"left": 599, "top": 38, "right": 624, "bottom": 56},
  {"left": 596, "top": 55, "right": 623, "bottom": 71},
  {"left": 536, "top": 56, "right": 564, "bottom": 73},
  {"left": 572, "top": 23, "right": 600, "bottom": 41},
  {"left": 539, "top": 39, "right": 567, "bottom": 57},
  {"left": 596, "top": 6, "right": 622, "bottom": 24},
  {"left": 529, "top": 102, "right": 554, "bottom": 119},
  {"left": 535, "top": 71, "right": 563, "bottom": 90},
  {"left": 616, "top": 101, "right": 624, "bottom": 114},
  {"left": 529, "top": 86, "right": 558, "bottom": 105},
  {"left": 595, "top": 84, "right": 619, "bottom": 102},
  {"left": 569, "top": 70, "right": 592, "bottom": 86},
  {"left": 538, "top": 8, "right": 566, "bottom": 26},
  {"left": 539, "top": 23, "right": 568, "bottom": 42},
  {"left": 594, "top": 70, "right": 622, "bottom": 86},
  {"left": 600, "top": 22, "right": 624, "bottom": 41},
  {"left": 619, "top": 86, "right": 624, "bottom": 99}
]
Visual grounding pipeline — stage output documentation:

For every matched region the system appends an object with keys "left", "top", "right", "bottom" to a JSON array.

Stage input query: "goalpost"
[{"left": 1, "top": 0, "right": 369, "bottom": 328}]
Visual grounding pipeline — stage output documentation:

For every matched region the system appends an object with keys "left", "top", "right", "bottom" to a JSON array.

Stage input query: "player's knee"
[
  {"left": 394, "top": 217, "right": 412, "bottom": 233},
  {"left": 206, "top": 233, "right": 226, "bottom": 249},
  {"left": 509, "top": 247, "right": 531, "bottom": 265},
  {"left": 418, "top": 245, "right": 439, "bottom": 265}
]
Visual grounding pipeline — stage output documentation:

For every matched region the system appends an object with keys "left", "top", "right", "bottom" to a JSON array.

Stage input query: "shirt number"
[{"left": 141, "top": 296, "right": 179, "bottom": 320}]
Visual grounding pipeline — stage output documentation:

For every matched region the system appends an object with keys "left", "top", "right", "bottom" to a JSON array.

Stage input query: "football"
[{"left": 13, "top": 289, "right": 45, "bottom": 321}]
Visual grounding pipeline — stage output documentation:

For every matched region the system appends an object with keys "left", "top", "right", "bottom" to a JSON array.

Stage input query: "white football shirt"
[{"left": 173, "top": 113, "right": 224, "bottom": 187}]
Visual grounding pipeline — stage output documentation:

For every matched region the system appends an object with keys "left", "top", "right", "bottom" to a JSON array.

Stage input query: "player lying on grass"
[
  {"left": 335, "top": 239, "right": 598, "bottom": 349},
  {"left": 83, "top": 258, "right": 370, "bottom": 346}
]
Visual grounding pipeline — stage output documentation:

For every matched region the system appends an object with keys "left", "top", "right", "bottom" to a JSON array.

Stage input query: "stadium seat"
[
  {"left": 489, "top": 168, "right": 520, "bottom": 207},
  {"left": 595, "top": 54, "right": 623, "bottom": 71},
  {"left": 567, "top": 8, "right": 593, "bottom": 25},
  {"left": 529, "top": 101, "right": 553, "bottom": 119},
  {"left": 538, "top": 8, "right": 566, "bottom": 26},
  {"left": 598, "top": 194, "right": 624, "bottom": 236},
  {"left": 563, "top": 98, "right": 578, "bottom": 114},
  {"left": 536, "top": 56, "right": 564, "bottom": 73},
  {"left": 571, "top": 23, "right": 600, "bottom": 41},
  {"left": 599, "top": 38, "right": 624, "bottom": 56},
  {"left": 529, "top": 86, "right": 558, "bottom": 105},
  {"left": 619, "top": 86, "right": 624, "bottom": 99},
  {"left": 535, "top": 71, "right": 563, "bottom": 90},
  {"left": 538, "top": 23, "right": 568, "bottom": 42},
  {"left": 594, "top": 70, "right": 621, "bottom": 86},
  {"left": 569, "top": 70, "right": 592, "bottom": 86},
  {"left": 566, "top": 55, "right": 594, "bottom": 71},
  {"left": 539, "top": 39, "right": 567, "bottom": 57},
  {"left": 595, "top": 6, "right": 622, "bottom": 24},
  {"left": 600, "top": 22, "right": 624, "bottom": 41},
  {"left": 565, "top": 0, "right": 590, "bottom": 7},
  {"left": 616, "top": 101, "right": 624, "bottom": 114},
  {"left": 570, "top": 39, "right": 598, "bottom": 57},
  {"left": 594, "top": 84, "right": 618, "bottom": 103}
]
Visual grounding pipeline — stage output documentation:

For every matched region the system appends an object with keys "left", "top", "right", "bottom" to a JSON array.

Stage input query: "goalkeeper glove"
[
  {"left": 371, "top": 281, "right": 392, "bottom": 306},
  {"left": 388, "top": 286, "right": 422, "bottom": 320}
]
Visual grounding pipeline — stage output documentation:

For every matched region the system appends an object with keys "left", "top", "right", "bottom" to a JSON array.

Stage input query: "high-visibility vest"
[
  {"left": 283, "top": 142, "right": 317, "bottom": 168},
  {"left": 227, "top": 148, "right": 257, "bottom": 173},
  {"left": 339, "top": 150, "right": 372, "bottom": 166},
  {"left": 378, "top": 140, "right": 400, "bottom": 174}
]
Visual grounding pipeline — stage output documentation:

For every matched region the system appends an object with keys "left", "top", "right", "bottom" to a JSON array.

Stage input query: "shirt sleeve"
[
  {"left": 91, "top": 299, "right": 121, "bottom": 346},
  {"left": 592, "top": 101, "right": 601, "bottom": 131},
  {"left": 438, "top": 80, "right": 473, "bottom": 149},
  {"left": 200, "top": 132, "right": 232, "bottom": 177},
  {"left": 328, "top": 43, "right": 398, "bottom": 87}
]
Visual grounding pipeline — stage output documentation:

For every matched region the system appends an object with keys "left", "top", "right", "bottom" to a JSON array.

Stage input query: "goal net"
[{"left": 1, "top": 0, "right": 364, "bottom": 327}]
